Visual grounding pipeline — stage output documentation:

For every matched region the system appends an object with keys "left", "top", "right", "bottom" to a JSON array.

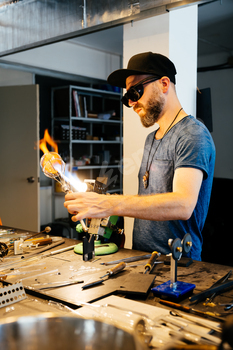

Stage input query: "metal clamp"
[{"left": 168, "top": 234, "right": 192, "bottom": 290}]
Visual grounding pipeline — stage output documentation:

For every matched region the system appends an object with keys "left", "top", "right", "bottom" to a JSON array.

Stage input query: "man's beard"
[{"left": 134, "top": 90, "right": 165, "bottom": 128}]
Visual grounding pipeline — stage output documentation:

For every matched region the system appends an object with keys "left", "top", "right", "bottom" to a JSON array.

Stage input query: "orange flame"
[
  {"left": 40, "top": 130, "right": 60, "bottom": 175},
  {"left": 0, "top": 217, "right": 2, "bottom": 226},
  {"left": 40, "top": 129, "right": 58, "bottom": 154}
]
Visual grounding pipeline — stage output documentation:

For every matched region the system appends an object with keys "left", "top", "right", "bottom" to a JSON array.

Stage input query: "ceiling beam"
[{"left": 0, "top": 0, "right": 214, "bottom": 57}]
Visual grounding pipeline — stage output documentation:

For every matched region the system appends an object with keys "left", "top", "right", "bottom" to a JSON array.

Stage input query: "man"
[{"left": 64, "top": 52, "right": 215, "bottom": 261}]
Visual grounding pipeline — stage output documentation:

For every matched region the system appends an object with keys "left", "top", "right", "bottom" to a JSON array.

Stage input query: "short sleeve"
[{"left": 174, "top": 123, "right": 215, "bottom": 179}]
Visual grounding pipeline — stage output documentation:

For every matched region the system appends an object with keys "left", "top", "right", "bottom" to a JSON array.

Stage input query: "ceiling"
[
  {"left": 69, "top": 26, "right": 123, "bottom": 56},
  {"left": 198, "top": 0, "right": 233, "bottom": 56},
  {"left": 69, "top": 0, "right": 233, "bottom": 59}
]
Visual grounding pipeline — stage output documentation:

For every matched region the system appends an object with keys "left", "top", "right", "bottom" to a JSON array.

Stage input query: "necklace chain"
[{"left": 143, "top": 108, "right": 183, "bottom": 189}]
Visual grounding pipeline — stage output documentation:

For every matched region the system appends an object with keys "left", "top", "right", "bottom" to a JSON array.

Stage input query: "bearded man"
[{"left": 64, "top": 52, "right": 215, "bottom": 261}]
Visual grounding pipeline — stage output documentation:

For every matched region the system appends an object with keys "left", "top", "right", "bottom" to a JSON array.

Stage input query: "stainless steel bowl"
[{"left": 0, "top": 313, "right": 143, "bottom": 350}]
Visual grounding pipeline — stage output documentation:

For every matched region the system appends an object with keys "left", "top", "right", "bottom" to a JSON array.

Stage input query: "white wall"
[
  {"left": 123, "top": 6, "right": 198, "bottom": 249},
  {"left": 169, "top": 6, "right": 198, "bottom": 116},
  {"left": 197, "top": 52, "right": 233, "bottom": 179},
  {"left": 0, "top": 66, "right": 34, "bottom": 86},
  {"left": 1, "top": 41, "right": 121, "bottom": 82},
  {"left": 123, "top": 13, "right": 169, "bottom": 192}
]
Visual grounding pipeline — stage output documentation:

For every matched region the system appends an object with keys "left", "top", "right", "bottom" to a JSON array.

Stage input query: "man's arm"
[{"left": 64, "top": 167, "right": 203, "bottom": 222}]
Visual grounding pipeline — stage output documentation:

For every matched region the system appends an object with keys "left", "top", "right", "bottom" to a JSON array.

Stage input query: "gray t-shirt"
[{"left": 133, "top": 116, "right": 216, "bottom": 261}]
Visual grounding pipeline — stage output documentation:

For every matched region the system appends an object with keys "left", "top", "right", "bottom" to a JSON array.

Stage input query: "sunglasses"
[{"left": 121, "top": 76, "right": 160, "bottom": 107}]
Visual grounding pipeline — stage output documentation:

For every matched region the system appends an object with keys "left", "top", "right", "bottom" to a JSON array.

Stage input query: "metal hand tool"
[
  {"left": 100, "top": 254, "right": 151, "bottom": 265},
  {"left": 0, "top": 229, "right": 52, "bottom": 258},
  {"left": 169, "top": 329, "right": 217, "bottom": 346},
  {"left": 82, "top": 261, "right": 126, "bottom": 289},
  {"left": 19, "top": 269, "right": 59, "bottom": 282},
  {"left": 1, "top": 269, "right": 42, "bottom": 280},
  {"left": 203, "top": 270, "right": 232, "bottom": 306},
  {"left": 170, "top": 310, "right": 221, "bottom": 333},
  {"left": 32, "top": 280, "right": 84, "bottom": 290},
  {"left": 219, "top": 301, "right": 233, "bottom": 311},
  {"left": 14, "top": 237, "right": 54, "bottom": 255},
  {"left": 127, "top": 261, "right": 163, "bottom": 268},
  {"left": 224, "top": 303, "right": 233, "bottom": 311},
  {"left": 144, "top": 251, "right": 161, "bottom": 274},
  {"left": 189, "top": 279, "right": 233, "bottom": 304},
  {"left": 156, "top": 316, "right": 221, "bottom": 345},
  {"left": 0, "top": 243, "right": 75, "bottom": 272},
  {"left": 40, "top": 244, "right": 76, "bottom": 258},
  {"left": 20, "top": 239, "right": 65, "bottom": 259},
  {"left": 24, "top": 226, "right": 51, "bottom": 241},
  {"left": 159, "top": 299, "right": 224, "bottom": 322}
]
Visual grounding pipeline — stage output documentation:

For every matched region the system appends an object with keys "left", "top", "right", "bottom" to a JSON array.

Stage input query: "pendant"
[{"left": 143, "top": 171, "right": 149, "bottom": 189}]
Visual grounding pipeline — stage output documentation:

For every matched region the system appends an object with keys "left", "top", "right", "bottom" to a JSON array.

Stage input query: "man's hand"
[
  {"left": 64, "top": 167, "right": 203, "bottom": 222},
  {"left": 64, "top": 192, "right": 114, "bottom": 222}
]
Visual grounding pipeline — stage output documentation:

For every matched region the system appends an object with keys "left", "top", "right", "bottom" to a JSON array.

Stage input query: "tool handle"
[
  {"left": 37, "top": 238, "right": 53, "bottom": 246},
  {"left": 0, "top": 274, "right": 7, "bottom": 281},
  {"left": 107, "top": 262, "right": 126, "bottom": 275},
  {"left": 159, "top": 299, "right": 190, "bottom": 312},
  {"left": 172, "top": 345, "right": 218, "bottom": 350},
  {"left": 145, "top": 251, "right": 160, "bottom": 272}
]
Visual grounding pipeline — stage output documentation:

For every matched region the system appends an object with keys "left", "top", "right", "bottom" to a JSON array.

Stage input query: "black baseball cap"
[{"left": 107, "top": 51, "right": 177, "bottom": 88}]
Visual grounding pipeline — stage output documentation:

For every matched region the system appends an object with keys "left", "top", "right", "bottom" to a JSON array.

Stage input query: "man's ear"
[{"left": 160, "top": 76, "right": 170, "bottom": 93}]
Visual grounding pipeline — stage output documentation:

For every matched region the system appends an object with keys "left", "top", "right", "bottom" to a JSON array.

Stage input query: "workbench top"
[{"left": 0, "top": 227, "right": 233, "bottom": 322}]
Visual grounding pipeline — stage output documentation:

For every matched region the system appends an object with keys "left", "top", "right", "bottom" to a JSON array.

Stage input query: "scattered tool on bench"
[
  {"left": 82, "top": 262, "right": 126, "bottom": 289},
  {"left": 32, "top": 279, "right": 84, "bottom": 290},
  {"left": 24, "top": 226, "right": 51, "bottom": 241},
  {"left": 203, "top": 270, "right": 232, "bottom": 306},
  {"left": 169, "top": 309, "right": 221, "bottom": 332},
  {"left": 152, "top": 234, "right": 196, "bottom": 300},
  {"left": 100, "top": 254, "right": 152, "bottom": 266},
  {"left": 0, "top": 274, "right": 7, "bottom": 281},
  {"left": 219, "top": 301, "right": 233, "bottom": 311},
  {"left": 160, "top": 299, "right": 225, "bottom": 322},
  {"left": 190, "top": 275, "right": 233, "bottom": 304},
  {"left": 0, "top": 227, "right": 52, "bottom": 258},
  {"left": 0, "top": 242, "right": 8, "bottom": 258},
  {"left": 0, "top": 241, "right": 75, "bottom": 272},
  {"left": 144, "top": 251, "right": 161, "bottom": 274}
]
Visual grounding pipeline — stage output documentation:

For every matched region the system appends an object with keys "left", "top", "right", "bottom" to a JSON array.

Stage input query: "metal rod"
[
  {"left": 170, "top": 257, "right": 177, "bottom": 289},
  {"left": 0, "top": 241, "right": 75, "bottom": 272},
  {"left": 100, "top": 254, "right": 152, "bottom": 265},
  {"left": 20, "top": 269, "right": 59, "bottom": 282},
  {"left": 20, "top": 239, "right": 65, "bottom": 259}
]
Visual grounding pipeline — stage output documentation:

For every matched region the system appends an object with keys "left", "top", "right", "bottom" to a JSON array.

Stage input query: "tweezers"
[
  {"left": 190, "top": 270, "right": 232, "bottom": 303},
  {"left": 203, "top": 270, "right": 232, "bottom": 305}
]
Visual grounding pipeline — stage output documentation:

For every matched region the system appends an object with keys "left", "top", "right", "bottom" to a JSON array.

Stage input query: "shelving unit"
[{"left": 51, "top": 85, "right": 123, "bottom": 200}]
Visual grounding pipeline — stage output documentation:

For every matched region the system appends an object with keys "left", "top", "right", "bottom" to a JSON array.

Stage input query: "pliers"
[{"left": 219, "top": 302, "right": 233, "bottom": 311}]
